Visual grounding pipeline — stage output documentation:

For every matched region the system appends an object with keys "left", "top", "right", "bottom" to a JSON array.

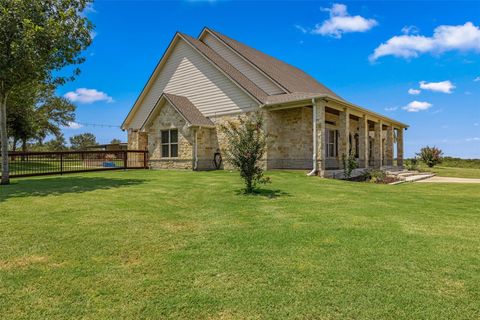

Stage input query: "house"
[{"left": 121, "top": 27, "right": 408, "bottom": 177}]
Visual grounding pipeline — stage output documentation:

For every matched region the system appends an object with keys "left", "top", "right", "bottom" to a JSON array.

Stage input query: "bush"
[
  {"left": 362, "top": 169, "right": 387, "bottom": 183},
  {"left": 404, "top": 157, "right": 419, "bottom": 171},
  {"left": 342, "top": 151, "right": 358, "bottom": 179},
  {"left": 417, "top": 146, "right": 443, "bottom": 168},
  {"left": 221, "top": 112, "right": 270, "bottom": 194}
]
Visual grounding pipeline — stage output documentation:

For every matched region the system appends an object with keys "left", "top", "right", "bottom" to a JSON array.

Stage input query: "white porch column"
[
  {"left": 397, "top": 128, "right": 404, "bottom": 167},
  {"left": 386, "top": 125, "right": 394, "bottom": 166},
  {"left": 338, "top": 108, "right": 350, "bottom": 167},
  {"left": 373, "top": 120, "right": 383, "bottom": 168},
  {"left": 358, "top": 115, "right": 369, "bottom": 168}
]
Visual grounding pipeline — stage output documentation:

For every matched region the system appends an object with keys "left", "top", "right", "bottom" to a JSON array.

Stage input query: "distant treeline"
[
  {"left": 441, "top": 157, "right": 480, "bottom": 169},
  {"left": 408, "top": 157, "right": 480, "bottom": 169}
]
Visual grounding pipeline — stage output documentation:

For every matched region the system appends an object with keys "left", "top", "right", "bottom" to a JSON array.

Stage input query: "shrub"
[
  {"left": 221, "top": 112, "right": 270, "bottom": 194},
  {"left": 362, "top": 169, "right": 387, "bottom": 183},
  {"left": 342, "top": 151, "right": 358, "bottom": 179},
  {"left": 417, "top": 146, "right": 443, "bottom": 168},
  {"left": 404, "top": 157, "right": 419, "bottom": 171}
]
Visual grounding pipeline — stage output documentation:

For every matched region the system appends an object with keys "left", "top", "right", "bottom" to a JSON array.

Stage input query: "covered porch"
[{"left": 263, "top": 95, "right": 407, "bottom": 178}]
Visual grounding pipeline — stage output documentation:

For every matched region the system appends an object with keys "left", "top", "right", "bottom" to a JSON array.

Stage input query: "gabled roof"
[
  {"left": 141, "top": 93, "right": 214, "bottom": 130},
  {"left": 204, "top": 28, "right": 343, "bottom": 100},
  {"left": 179, "top": 33, "right": 268, "bottom": 103}
]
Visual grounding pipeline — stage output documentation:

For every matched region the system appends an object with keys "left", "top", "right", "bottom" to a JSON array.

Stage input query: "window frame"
[
  {"left": 325, "top": 129, "right": 338, "bottom": 158},
  {"left": 161, "top": 129, "right": 179, "bottom": 158}
]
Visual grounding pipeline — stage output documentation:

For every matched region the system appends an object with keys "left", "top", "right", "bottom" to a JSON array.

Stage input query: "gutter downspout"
[
  {"left": 307, "top": 98, "right": 318, "bottom": 176},
  {"left": 193, "top": 128, "right": 198, "bottom": 171}
]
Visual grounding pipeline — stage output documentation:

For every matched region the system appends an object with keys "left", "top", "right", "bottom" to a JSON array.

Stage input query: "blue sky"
[{"left": 59, "top": 1, "right": 480, "bottom": 158}]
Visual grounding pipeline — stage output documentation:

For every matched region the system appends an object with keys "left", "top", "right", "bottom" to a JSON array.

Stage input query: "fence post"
[
  {"left": 60, "top": 153, "right": 63, "bottom": 175},
  {"left": 143, "top": 151, "right": 147, "bottom": 169},
  {"left": 123, "top": 151, "right": 128, "bottom": 170}
]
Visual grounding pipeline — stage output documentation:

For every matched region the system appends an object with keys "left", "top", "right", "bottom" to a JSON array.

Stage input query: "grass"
[
  {"left": 419, "top": 165, "right": 480, "bottom": 179},
  {"left": 1, "top": 170, "right": 480, "bottom": 319}
]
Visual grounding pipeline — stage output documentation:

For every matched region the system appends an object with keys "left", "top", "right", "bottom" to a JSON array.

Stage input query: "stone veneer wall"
[
  {"left": 265, "top": 107, "right": 313, "bottom": 169},
  {"left": 139, "top": 103, "right": 375, "bottom": 173},
  {"left": 127, "top": 130, "right": 148, "bottom": 150},
  {"left": 146, "top": 102, "right": 194, "bottom": 169}
]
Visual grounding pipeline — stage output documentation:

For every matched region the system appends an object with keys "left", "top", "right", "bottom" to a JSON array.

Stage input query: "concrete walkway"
[{"left": 417, "top": 176, "right": 480, "bottom": 183}]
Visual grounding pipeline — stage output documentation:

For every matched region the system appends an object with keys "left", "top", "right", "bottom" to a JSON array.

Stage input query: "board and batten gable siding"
[
  {"left": 127, "top": 38, "right": 259, "bottom": 129},
  {"left": 202, "top": 33, "right": 285, "bottom": 96}
]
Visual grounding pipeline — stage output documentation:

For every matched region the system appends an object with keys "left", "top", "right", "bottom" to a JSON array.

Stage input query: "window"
[
  {"left": 325, "top": 129, "right": 338, "bottom": 158},
  {"left": 161, "top": 129, "right": 178, "bottom": 158}
]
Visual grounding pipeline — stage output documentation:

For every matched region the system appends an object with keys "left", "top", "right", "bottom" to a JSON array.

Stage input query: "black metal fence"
[{"left": 4, "top": 150, "right": 148, "bottom": 178}]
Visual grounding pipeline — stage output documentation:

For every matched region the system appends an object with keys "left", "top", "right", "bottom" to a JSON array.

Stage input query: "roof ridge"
[
  {"left": 203, "top": 28, "right": 342, "bottom": 100},
  {"left": 179, "top": 32, "right": 268, "bottom": 103}
]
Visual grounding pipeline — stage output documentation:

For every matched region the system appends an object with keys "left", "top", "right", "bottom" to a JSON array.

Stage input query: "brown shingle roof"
[
  {"left": 205, "top": 28, "right": 343, "bottom": 100},
  {"left": 163, "top": 93, "right": 214, "bottom": 127},
  {"left": 179, "top": 33, "right": 268, "bottom": 103}
]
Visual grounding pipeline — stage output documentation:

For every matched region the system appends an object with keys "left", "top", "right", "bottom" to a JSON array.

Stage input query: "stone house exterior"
[{"left": 122, "top": 27, "right": 408, "bottom": 177}]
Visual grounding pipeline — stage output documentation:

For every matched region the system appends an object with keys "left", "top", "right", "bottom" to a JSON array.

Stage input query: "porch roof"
[{"left": 262, "top": 93, "right": 409, "bottom": 129}]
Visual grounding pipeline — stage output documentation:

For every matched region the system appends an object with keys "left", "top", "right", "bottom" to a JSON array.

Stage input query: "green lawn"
[
  {"left": 1, "top": 170, "right": 479, "bottom": 319},
  {"left": 419, "top": 165, "right": 480, "bottom": 179}
]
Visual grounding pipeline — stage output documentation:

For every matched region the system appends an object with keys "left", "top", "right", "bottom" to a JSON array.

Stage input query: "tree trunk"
[
  {"left": 0, "top": 93, "right": 10, "bottom": 185},
  {"left": 21, "top": 138, "right": 27, "bottom": 161}
]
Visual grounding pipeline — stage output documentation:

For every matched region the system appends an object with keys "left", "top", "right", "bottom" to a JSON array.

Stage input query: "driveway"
[{"left": 417, "top": 176, "right": 480, "bottom": 183}]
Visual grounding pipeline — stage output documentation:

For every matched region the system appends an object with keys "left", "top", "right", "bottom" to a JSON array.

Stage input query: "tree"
[
  {"left": 7, "top": 83, "right": 75, "bottom": 151},
  {"left": 417, "top": 146, "right": 443, "bottom": 168},
  {"left": 221, "top": 112, "right": 270, "bottom": 194},
  {"left": 110, "top": 138, "right": 122, "bottom": 144},
  {"left": 0, "top": 0, "right": 93, "bottom": 184},
  {"left": 43, "top": 134, "right": 67, "bottom": 151},
  {"left": 70, "top": 133, "right": 97, "bottom": 150}
]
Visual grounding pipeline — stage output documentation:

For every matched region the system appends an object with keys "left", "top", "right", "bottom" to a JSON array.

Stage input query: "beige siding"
[
  {"left": 128, "top": 39, "right": 258, "bottom": 129},
  {"left": 202, "top": 33, "right": 285, "bottom": 96}
]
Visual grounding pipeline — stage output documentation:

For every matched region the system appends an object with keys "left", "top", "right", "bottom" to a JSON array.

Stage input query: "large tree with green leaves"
[
  {"left": 0, "top": 0, "right": 93, "bottom": 184},
  {"left": 7, "top": 83, "right": 75, "bottom": 151},
  {"left": 69, "top": 133, "right": 97, "bottom": 150}
]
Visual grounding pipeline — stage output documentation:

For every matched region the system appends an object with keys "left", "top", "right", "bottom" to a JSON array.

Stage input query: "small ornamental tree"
[
  {"left": 342, "top": 151, "right": 358, "bottom": 179},
  {"left": 221, "top": 112, "right": 270, "bottom": 194},
  {"left": 417, "top": 146, "right": 443, "bottom": 168}
]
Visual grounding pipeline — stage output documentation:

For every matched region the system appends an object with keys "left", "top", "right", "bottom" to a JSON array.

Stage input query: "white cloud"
[
  {"left": 474, "top": 123, "right": 479, "bottom": 126},
  {"left": 466, "top": 137, "right": 480, "bottom": 142},
  {"left": 63, "top": 121, "right": 83, "bottom": 129},
  {"left": 64, "top": 88, "right": 114, "bottom": 104},
  {"left": 408, "top": 88, "right": 421, "bottom": 95},
  {"left": 384, "top": 106, "right": 398, "bottom": 111},
  {"left": 474, "top": 76, "right": 480, "bottom": 82},
  {"left": 370, "top": 22, "right": 480, "bottom": 61},
  {"left": 311, "top": 3, "right": 378, "bottom": 38},
  {"left": 401, "top": 25, "right": 419, "bottom": 35},
  {"left": 294, "top": 24, "right": 308, "bottom": 34},
  {"left": 419, "top": 80, "right": 455, "bottom": 93},
  {"left": 402, "top": 101, "right": 432, "bottom": 112}
]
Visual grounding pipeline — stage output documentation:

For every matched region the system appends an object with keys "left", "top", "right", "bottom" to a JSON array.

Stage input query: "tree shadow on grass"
[
  {"left": 0, "top": 176, "right": 145, "bottom": 202},
  {"left": 234, "top": 188, "right": 290, "bottom": 198}
]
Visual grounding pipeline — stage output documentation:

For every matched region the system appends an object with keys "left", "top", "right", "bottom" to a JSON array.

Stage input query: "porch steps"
[{"left": 386, "top": 170, "right": 436, "bottom": 184}]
